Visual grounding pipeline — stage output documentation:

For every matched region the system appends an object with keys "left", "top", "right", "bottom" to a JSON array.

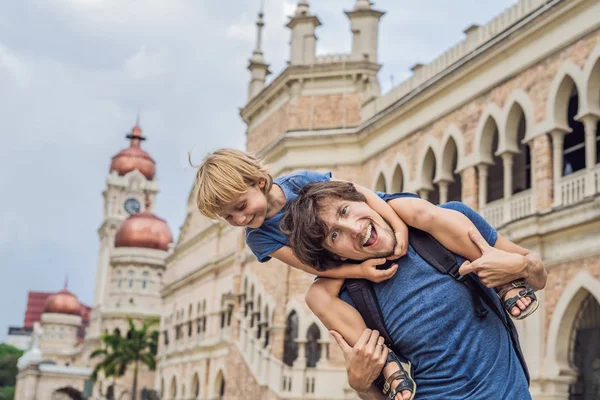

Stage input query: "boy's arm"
[
  {"left": 270, "top": 246, "right": 398, "bottom": 283},
  {"left": 333, "top": 179, "right": 409, "bottom": 257},
  {"left": 388, "top": 197, "right": 483, "bottom": 262}
]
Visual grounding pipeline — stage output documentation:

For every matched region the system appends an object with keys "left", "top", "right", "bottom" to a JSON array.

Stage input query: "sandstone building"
[
  {"left": 14, "top": 0, "right": 600, "bottom": 399},
  {"left": 156, "top": 0, "right": 600, "bottom": 399}
]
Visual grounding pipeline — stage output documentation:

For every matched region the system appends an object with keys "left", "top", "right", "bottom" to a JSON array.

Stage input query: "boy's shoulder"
[{"left": 276, "top": 170, "right": 332, "bottom": 192}]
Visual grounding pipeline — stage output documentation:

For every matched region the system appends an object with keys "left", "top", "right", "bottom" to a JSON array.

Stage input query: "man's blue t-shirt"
[{"left": 339, "top": 199, "right": 531, "bottom": 400}]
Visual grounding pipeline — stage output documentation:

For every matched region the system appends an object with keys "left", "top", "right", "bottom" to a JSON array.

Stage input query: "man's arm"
[
  {"left": 271, "top": 246, "right": 398, "bottom": 283},
  {"left": 459, "top": 230, "right": 548, "bottom": 290}
]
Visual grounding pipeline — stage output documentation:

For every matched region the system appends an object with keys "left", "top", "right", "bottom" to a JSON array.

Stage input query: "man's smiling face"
[{"left": 319, "top": 198, "right": 397, "bottom": 261}]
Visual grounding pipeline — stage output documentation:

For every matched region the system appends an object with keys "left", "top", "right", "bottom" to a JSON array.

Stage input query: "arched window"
[
  {"left": 256, "top": 296, "right": 262, "bottom": 339},
  {"left": 484, "top": 119, "right": 504, "bottom": 203},
  {"left": 170, "top": 376, "right": 177, "bottom": 399},
  {"left": 113, "top": 328, "right": 121, "bottom": 337},
  {"left": 115, "top": 270, "right": 122, "bottom": 289},
  {"left": 192, "top": 373, "right": 200, "bottom": 398},
  {"left": 215, "top": 371, "right": 225, "bottom": 400},
  {"left": 141, "top": 271, "right": 149, "bottom": 290},
  {"left": 390, "top": 164, "right": 404, "bottom": 193},
  {"left": 511, "top": 110, "right": 532, "bottom": 194},
  {"left": 568, "top": 293, "right": 600, "bottom": 399},
  {"left": 563, "top": 89, "right": 586, "bottom": 176},
  {"left": 306, "top": 323, "right": 322, "bottom": 368},
  {"left": 283, "top": 311, "right": 299, "bottom": 366},
  {"left": 421, "top": 148, "right": 440, "bottom": 204},
  {"left": 374, "top": 173, "right": 386, "bottom": 192},
  {"left": 128, "top": 270, "right": 134, "bottom": 289},
  {"left": 442, "top": 138, "right": 462, "bottom": 202},
  {"left": 264, "top": 305, "right": 270, "bottom": 348}
]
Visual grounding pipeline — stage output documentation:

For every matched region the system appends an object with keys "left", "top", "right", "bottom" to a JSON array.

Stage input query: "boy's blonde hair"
[{"left": 194, "top": 149, "right": 273, "bottom": 219}]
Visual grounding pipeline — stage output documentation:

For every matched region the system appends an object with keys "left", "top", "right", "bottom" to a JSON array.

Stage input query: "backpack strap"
[
  {"left": 344, "top": 278, "right": 395, "bottom": 347},
  {"left": 407, "top": 227, "right": 530, "bottom": 384},
  {"left": 409, "top": 228, "right": 489, "bottom": 318}
]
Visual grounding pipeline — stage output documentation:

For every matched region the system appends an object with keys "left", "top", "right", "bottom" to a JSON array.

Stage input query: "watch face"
[{"left": 124, "top": 198, "right": 141, "bottom": 215}]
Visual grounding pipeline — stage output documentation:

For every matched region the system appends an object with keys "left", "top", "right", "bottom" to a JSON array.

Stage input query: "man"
[{"left": 281, "top": 182, "right": 547, "bottom": 400}]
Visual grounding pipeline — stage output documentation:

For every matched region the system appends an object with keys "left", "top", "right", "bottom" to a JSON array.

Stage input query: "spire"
[
  {"left": 345, "top": 0, "right": 385, "bottom": 63},
  {"left": 64, "top": 275, "right": 68, "bottom": 290},
  {"left": 250, "top": 7, "right": 266, "bottom": 64},
  {"left": 126, "top": 117, "right": 146, "bottom": 148},
  {"left": 286, "top": 0, "right": 321, "bottom": 65},
  {"left": 247, "top": 1, "right": 271, "bottom": 100}
]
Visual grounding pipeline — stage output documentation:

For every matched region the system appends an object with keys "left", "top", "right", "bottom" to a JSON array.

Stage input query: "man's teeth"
[{"left": 363, "top": 224, "right": 373, "bottom": 246}]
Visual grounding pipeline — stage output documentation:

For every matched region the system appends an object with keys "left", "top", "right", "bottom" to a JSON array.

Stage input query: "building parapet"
[
  {"left": 367, "top": 0, "right": 554, "bottom": 119},
  {"left": 314, "top": 53, "right": 353, "bottom": 64}
]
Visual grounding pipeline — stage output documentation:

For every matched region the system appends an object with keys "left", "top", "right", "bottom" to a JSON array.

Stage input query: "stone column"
[
  {"left": 551, "top": 129, "right": 566, "bottom": 207},
  {"left": 530, "top": 134, "right": 553, "bottom": 211},
  {"left": 417, "top": 189, "right": 429, "bottom": 201},
  {"left": 294, "top": 339, "right": 307, "bottom": 368},
  {"left": 477, "top": 164, "right": 489, "bottom": 209},
  {"left": 501, "top": 152, "right": 515, "bottom": 200},
  {"left": 437, "top": 180, "right": 449, "bottom": 204},
  {"left": 501, "top": 152, "right": 514, "bottom": 224},
  {"left": 581, "top": 114, "right": 599, "bottom": 197},
  {"left": 460, "top": 167, "right": 478, "bottom": 210}
]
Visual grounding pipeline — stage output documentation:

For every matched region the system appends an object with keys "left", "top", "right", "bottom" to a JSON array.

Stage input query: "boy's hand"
[
  {"left": 389, "top": 230, "right": 408, "bottom": 260},
  {"left": 359, "top": 258, "right": 398, "bottom": 283}
]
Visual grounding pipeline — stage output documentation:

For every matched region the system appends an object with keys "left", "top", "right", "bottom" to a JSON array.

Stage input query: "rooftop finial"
[
  {"left": 250, "top": 0, "right": 266, "bottom": 64},
  {"left": 295, "top": 0, "right": 310, "bottom": 16},
  {"left": 355, "top": 0, "right": 371, "bottom": 10},
  {"left": 64, "top": 274, "right": 68, "bottom": 290},
  {"left": 135, "top": 110, "right": 141, "bottom": 127}
]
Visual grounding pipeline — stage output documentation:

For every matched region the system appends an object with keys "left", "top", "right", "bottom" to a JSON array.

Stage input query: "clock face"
[{"left": 124, "top": 198, "right": 141, "bottom": 215}]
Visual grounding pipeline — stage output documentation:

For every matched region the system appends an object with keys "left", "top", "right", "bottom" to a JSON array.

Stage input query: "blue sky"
[{"left": 0, "top": 0, "right": 517, "bottom": 341}]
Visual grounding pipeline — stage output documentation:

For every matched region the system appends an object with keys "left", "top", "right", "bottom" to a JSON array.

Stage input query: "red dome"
[
  {"left": 110, "top": 125, "right": 156, "bottom": 180},
  {"left": 43, "top": 288, "right": 81, "bottom": 316},
  {"left": 114, "top": 209, "right": 173, "bottom": 251}
]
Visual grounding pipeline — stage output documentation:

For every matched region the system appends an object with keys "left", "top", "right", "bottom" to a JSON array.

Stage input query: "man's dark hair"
[{"left": 280, "top": 181, "right": 366, "bottom": 271}]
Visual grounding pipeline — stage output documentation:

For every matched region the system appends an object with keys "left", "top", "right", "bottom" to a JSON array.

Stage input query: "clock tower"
[{"left": 87, "top": 122, "right": 160, "bottom": 338}]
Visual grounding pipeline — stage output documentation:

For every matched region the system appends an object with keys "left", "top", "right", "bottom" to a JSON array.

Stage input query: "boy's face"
[{"left": 218, "top": 180, "right": 268, "bottom": 229}]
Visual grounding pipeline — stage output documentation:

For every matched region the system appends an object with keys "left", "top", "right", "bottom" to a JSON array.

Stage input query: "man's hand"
[
  {"left": 330, "top": 329, "right": 387, "bottom": 394},
  {"left": 458, "top": 230, "right": 527, "bottom": 288},
  {"left": 390, "top": 230, "right": 408, "bottom": 260},
  {"left": 359, "top": 259, "right": 398, "bottom": 283}
]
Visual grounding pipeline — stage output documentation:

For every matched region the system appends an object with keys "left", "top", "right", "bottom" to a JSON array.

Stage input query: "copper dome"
[
  {"left": 110, "top": 125, "right": 156, "bottom": 180},
  {"left": 114, "top": 208, "right": 173, "bottom": 251},
  {"left": 44, "top": 288, "right": 81, "bottom": 316}
]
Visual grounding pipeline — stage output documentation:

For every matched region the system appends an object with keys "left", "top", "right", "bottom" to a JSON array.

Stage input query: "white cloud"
[
  {"left": 226, "top": 15, "right": 255, "bottom": 41},
  {"left": 0, "top": 42, "right": 32, "bottom": 88},
  {"left": 124, "top": 45, "right": 170, "bottom": 80}
]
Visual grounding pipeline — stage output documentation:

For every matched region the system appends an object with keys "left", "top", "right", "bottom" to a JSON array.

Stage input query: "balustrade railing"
[
  {"left": 481, "top": 198, "right": 504, "bottom": 228},
  {"left": 560, "top": 169, "right": 587, "bottom": 206}
]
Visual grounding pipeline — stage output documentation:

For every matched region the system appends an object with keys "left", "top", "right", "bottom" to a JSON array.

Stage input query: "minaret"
[
  {"left": 247, "top": 7, "right": 271, "bottom": 100},
  {"left": 345, "top": 0, "right": 385, "bottom": 63},
  {"left": 286, "top": 0, "right": 321, "bottom": 65},
  {"left": 90, "top": 121, "right": 159, "bottom": 332}
]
